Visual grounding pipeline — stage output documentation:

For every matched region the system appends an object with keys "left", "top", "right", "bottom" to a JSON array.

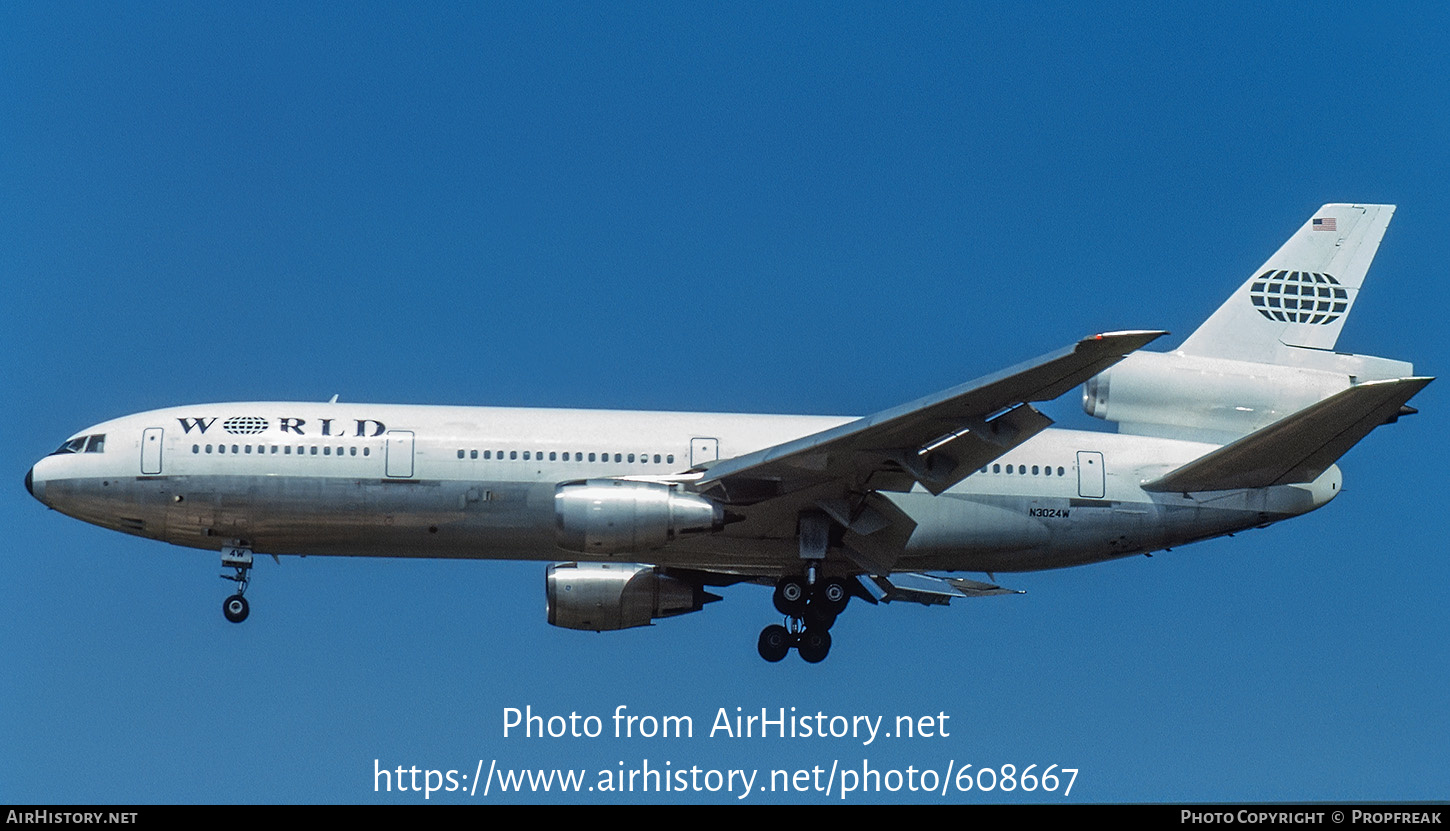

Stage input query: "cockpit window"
[
  {"left": 49, "top": 434, "right": 106, "bottom": 456},
  {"left": 50, "top": 437, "right": 88, "bottom": 455}
]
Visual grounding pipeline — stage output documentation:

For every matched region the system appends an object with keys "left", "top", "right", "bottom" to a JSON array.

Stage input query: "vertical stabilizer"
[{"left": 1178, "top": 204, "right": 1394, "bottom": 361}]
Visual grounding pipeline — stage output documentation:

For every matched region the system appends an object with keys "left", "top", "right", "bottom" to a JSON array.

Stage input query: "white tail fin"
[
  {"left": 1178, "top": 204, "right": 1395, "bottom": 361},
  {"left": 1083, "top": 203, "right": 1417, "bottom": 443}
]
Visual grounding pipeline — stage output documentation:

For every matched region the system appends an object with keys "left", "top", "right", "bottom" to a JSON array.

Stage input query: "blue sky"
[{"left": 3, "top": 3, "right": 1446, "bottom": 803}]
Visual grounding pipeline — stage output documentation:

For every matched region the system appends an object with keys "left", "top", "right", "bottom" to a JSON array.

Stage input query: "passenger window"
[
  {"left": 363, "top": 447, "right": 370, "bottom": 456},
  {"left": 588, "top": 453, "right": 596, "bottom": 462},
  {"left": 310, "top": 446, "right": 317, "bottom": 455},
  {"left": 614, "top": 453, "right": 621, "bottom": 463},
  {"left": 510, "top": 451, "right": 517, "bottom": 460},
  {"left": 324, "top": 447, "right": 331, "bottom": 456},
  {"left": 351, "top": 447, "right": 357, "bottom": 456},
  {"left": 667, "top": 454, "right": 674, "bottom": 464},
  {"left": 193, "top": 445, "right": 200, "bottom": 454},
  {"left": 206, "top": 444, "right": 213, "bottom": 453},
  {"left": 484, "top": 451, "right": 491, "bottom": 460},
  {"left": 653, "top": 454, "right": 661, "bottom": 463},
  {"left": 457, "top": 450, "right": 464, "bottom": 459},
  {"left": 523, "top": 451, "right": 531, "bottom": 460},
  {"left": 993, "top": 464, "right": 1000, "bottom": 473},
  {"left": 628, "top": 453, "right": 635, "bottom": 463},
  {"left": 471, "top": 450, "right": 478, "bottom": 460},
  {"left": 1057, "top": 466, "right": 1064, "bottom": 476},
  {"left": 1032, "top": 465, "right": 1039, "bottom": 475},
  {"left": 549, "top": 452, "right": 557, "bottom": 461}
]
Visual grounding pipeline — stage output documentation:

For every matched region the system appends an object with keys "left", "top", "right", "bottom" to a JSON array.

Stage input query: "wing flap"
[
  {"left": 864, "top": 573, "right": 1024, "bottom": 606},
  {"left": 1142, "top": 376, "right": 1433, "bottom": 493}
]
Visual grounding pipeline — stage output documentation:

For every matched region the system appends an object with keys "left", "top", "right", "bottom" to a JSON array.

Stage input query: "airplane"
[{"left": 24, "top": 203, "right": 1430, "bottom": 663}]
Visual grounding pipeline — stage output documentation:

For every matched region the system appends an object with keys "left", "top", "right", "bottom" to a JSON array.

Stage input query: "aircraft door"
[
  {"left": 1076, "top": 450, "right": 1105, "bottom": 499},
  {"left": 385, "top": 431, "right": 415, "bottom": 478},
  {"left": 141, "top": 428, "right": 164, "bottom": 475},
  {"left": 690, "top": 437, "right": 718, "bottom": 468}
]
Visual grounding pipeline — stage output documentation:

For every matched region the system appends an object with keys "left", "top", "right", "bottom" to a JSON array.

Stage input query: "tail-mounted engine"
[
  {"left": 554, "top": 479, "right": 725, "bottom": 554},
  {"left": 1082, "top": 350, "right": 1412, "bottom": 442},
  {"left": 545, "top": 562, "right": 718, "bottom": 631}
]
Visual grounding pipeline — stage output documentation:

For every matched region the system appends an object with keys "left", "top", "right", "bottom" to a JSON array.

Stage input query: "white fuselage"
[{"left": 26, "top": 401, "right": 1340, "bottom": 577}]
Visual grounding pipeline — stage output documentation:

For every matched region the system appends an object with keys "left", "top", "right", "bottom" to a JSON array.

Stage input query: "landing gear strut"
[{"left": 220, "top": 545, "right": 253, "bottom": 624}]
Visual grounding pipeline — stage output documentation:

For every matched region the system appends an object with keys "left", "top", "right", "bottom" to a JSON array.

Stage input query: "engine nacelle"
[
  {"left": 546, "top": 562, "right": 712, "bottom": 631},
  {"left": 554, "top": 479, "right": 724, "bottom": 554},
  {"left": 1081, "top": 350, "right": 1411, "bottom": 442}
]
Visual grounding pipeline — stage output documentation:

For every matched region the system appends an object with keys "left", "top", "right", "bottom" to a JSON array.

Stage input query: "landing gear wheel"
[
  {"left": 773, "top": 577, "right": 808, "bottom": 617},
  {"left": 757, "top": 624, "right": 791, "bottom": 662},
  {"left": 797, "top": 629, "right": 832, "bottom": 663},
  {"left": 223, "top": 594, "right": 250, "bottom": 623},
  {"left": 818, "top": 577, "right": 851, "bottom": 615}
]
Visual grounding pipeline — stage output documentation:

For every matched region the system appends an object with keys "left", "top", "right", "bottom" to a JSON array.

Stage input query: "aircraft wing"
[
  {"left": 1142, "top": 376, "right": 1433, "bottom": 493},
  {"left": 695, "top": 330, "right": 1167, "bottom": 504}
]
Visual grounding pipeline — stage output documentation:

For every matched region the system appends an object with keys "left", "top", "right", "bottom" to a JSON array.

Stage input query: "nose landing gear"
[{"left": 220, "top": 545, "right": 253, "bottom": 624}]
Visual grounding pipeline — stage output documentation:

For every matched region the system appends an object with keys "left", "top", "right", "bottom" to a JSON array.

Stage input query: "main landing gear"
[
  {"left": 221, "top": 545, "right": 253, "bottom": 623},
  {"left": 757, "top": 510, "right": 854, "bottom": 663},
  {"left": 758, "top": 510, "right": 853, "bottom": 663},
  {"left": 758, "top": 573, "right": 851, "bottom": 664}
]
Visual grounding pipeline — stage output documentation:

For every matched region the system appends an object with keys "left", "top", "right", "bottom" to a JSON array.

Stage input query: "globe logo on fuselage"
[
  {"left": 1248, "top": 270, "right": 1348, "bottom": 324},
  {"left": 223, "top": 416, "right": 269, "bottom": 435}
]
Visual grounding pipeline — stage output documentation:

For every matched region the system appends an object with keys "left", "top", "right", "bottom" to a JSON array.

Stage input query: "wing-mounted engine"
[
  {"left": 554, "top": 479, "right": 726, "bottom": 554},
  {"left": 545, "top": 562, "right": 720, "bottom": 631}
]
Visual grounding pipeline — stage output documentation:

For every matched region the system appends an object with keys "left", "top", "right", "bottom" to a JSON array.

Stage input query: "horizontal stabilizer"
[
  {"left": 863, "top": 573, "right": 1023, "bottom": 606},
  {"left": 1142, "top": 377, "right": 1433, "bottom": 493}
]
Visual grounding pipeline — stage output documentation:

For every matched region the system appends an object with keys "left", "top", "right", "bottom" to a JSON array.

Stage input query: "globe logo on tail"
[{"left": 1249, "top": 270, "right": 1348, "bottom": 324}]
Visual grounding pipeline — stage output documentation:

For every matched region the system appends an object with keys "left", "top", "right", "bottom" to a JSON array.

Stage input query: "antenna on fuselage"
[{"left": 327, "top": 394, "right": 339, "bottom": 404}]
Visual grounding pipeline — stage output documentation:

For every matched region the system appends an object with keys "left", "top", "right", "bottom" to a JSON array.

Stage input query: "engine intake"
[
  {"left": 554, "top": 479, "right": 725, "bottom": 554},
  {"left": 546, "top": 562, "right": 716, "bottom": 631}
]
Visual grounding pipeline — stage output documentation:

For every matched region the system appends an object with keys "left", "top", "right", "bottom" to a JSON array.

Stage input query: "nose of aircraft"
[{"left": 25, "top": 465, "right": 44, "bottom": 504}]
